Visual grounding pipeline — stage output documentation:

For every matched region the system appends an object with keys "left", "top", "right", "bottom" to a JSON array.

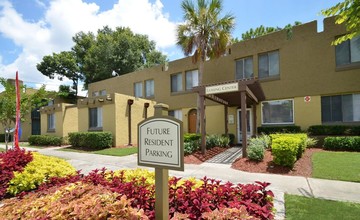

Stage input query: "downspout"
[{"left": 127, "top": 99, "right": 134, "bottom": 146}]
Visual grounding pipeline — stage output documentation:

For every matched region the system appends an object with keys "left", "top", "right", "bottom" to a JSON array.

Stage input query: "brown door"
[{"left": 188, "top": 109, "right": 197, "bottom": 133}]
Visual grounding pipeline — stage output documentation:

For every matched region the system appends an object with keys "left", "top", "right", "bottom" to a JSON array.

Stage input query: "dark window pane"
[
  {"left": 259, "top": 54, "right": 268, "bottom": 78},
  {"left": 89, "top": 108, "right": 97, "bottom": 127},
  {"left": 336, "top": 40, "right": 350, "bottom": 66},
  {"left": 331, "top": 95, "right": 342, "bottom": 122},
  {"left": 244, "top": 58, "right": 253, "bottom": 78},
  {"left": 235, "top": 59, "right": 244, "bottom": 80},
  {"left": 321, "top": 96, "right": 331, "bottom": 122}
]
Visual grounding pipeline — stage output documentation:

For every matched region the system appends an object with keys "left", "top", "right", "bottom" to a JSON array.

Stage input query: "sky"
[{"left": 0, "top": 0, "right": 340, "bottom": 95}]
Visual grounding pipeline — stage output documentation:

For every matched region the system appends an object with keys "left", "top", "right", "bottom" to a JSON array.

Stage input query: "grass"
[
  {"left": 59, "top": 146, "right": 138, "bottom": 157},
  {"left": 285, "top": 194, "right": 360, "bottom": 220},
  {"left": 312, "top": 151, "right": 360, "bottom": 182},
  {"left": 0, "top": 148, "right": 4, "bottom": 152}
]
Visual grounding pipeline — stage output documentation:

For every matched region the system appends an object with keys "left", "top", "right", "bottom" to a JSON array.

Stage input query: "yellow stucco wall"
[
  {"left": 87, "top": 17, "right": 359, "bottom": 131},
  {"left": 62, "top": 105, "right": 79, "bottom": 137}
]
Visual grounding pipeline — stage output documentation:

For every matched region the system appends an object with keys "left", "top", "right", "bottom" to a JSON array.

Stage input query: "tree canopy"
[
  {"left": 0, "top": 78, "right": 52, "bottom": 149},
  {"left": 37, "top": 26, "right": 167, "bottom": 90},
  {"left": 176, "top": 0, "right": 235, "bottom": 154},
  {"left": 233, "top": 21, "right": 302, "bottom": 43},
  {"left": 321, "top": 0, "right": 360, "bottom": 44}
]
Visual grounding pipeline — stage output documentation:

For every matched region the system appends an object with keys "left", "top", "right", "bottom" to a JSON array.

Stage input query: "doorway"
[
  {"left": 188, "top": 109, "right": 197, "bottom": 133},
  {"left": 237, "top": 108, "right": 253, "bottom": 143},
  {"left": 31, "top": 108, "right": 41, "bottom": 135}
]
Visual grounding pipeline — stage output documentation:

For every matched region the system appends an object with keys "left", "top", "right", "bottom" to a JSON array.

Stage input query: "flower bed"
[{"left": 1, "top": 168, "right": 275, "bottom": 220}]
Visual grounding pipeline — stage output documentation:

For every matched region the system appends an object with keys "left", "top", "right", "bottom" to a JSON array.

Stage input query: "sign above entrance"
[
  {"left": 205, "top": 82, "right": 239, "bottom": 95},
  {"left": 138, "top": 117, "right": 184, "bottom": 171}
]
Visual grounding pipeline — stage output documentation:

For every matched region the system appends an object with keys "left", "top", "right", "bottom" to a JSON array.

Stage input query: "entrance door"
[
  {"left": 188, "top": 109, "right": 197, "bottom": 133},
  {"left": 237, "top": 109, "right": 253, "bottom": 143},
  {"left": 31, "top": 108, "right": 41, "bottom": 135}
]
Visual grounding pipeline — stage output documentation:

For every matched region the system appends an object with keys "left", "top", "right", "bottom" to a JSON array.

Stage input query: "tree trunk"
[{"left": 196, "top": 60, "right": 206, "bottom": 154}]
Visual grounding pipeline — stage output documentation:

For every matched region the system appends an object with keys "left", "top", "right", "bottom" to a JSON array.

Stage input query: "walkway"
[
  {"left": 206, "top": 146, "right": 242, "bottom": 164},
  {"left": 2, "top": 144, "right": 360, "bottom": 220}
]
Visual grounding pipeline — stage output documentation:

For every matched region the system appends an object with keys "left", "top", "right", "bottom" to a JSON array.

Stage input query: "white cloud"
[{"left": 0, "top": 0, "right": 178, "bottom": 93}]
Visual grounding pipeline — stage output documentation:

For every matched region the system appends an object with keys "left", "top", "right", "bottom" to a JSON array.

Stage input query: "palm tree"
[{"left": 176, "top": 0, "right": 235, "bottom": 154}]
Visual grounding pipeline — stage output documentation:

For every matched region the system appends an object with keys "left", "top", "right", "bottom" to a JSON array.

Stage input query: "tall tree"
[
  {"left": 0, "top": 78, "right": 51, "bottom": 150},
  {"left": 73, "top": 26, "right": 167, "bottom": 88},
  {"left": 37, "top": 51, "right": 81, "bottom": 96},
  {"left": 321, "top": 0, "right": 360, "bottom": 44},
  {"left": 176, "top": 0, "right": 235, "bottom": 154}
]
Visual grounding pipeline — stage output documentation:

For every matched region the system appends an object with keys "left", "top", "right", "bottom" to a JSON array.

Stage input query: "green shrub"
[
  {"left": 7, "top": 152, "right": 76, "bottom": 195},
  {"left": 270, "top": 133, "right": 307, "bottom": 159},
  {"left": 324, "top": 136, "right": 360, "bottom": 151},
  {"left": 68, "top": 132, "right": 112, "bottom": 150},
  {"left": 222, "top": 133, "right": 235, "bottom": 145},
  {"left": 206, "top": 134, "right": 219, "bottom": 149},
  {"left": 184, "top": 140, "right": 200, "bottom": 155},
  {"left": 271, "top": 136, "right": 303, "bottom": 168},
  {"left": 258, "top": 134, "right": 271, "bottom": 149},
  {"left": 184, "top": 133, "right": 201, "bottom": 142},
  {"left": 258, "top": 125, "right": 301, "bottom": 134},
  {"left": 28, "top": 135, "right": 63, "bottom": 146},
  {"left": 308, "top": 125, "right": 360, "bottom": 135},
  {"left": 305, "top": 137, "right": 318, "bottom": 147},
  {"left": 248, "top": 138, "right": 265, "bottom": 161},
  {"left": 218, "top": 136, "right": 230, "bottom": 147}
]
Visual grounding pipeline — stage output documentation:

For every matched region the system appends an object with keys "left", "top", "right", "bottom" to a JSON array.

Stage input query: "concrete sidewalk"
[{"left": 2, "top": 144, "right": 360, "bottom": 219}]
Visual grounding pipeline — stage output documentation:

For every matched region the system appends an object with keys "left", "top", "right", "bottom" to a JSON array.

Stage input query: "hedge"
[
  {"left": 68, "top": 132, "right": 112, "bottom": 150},
  {"left": 308, "top": 125, "right": 360, "bottom": 136},
  {"left": 323, "top": 136, "right": 360, "bottom": 151},
  {"left": 184, "top": 133, "right": 201, "bottom": 142},
  {"left": 258, "top": 125, "right": 301, "bottom": 134},
  {"left": 28, "top": 135, "right": 63, "bottom": 146}
]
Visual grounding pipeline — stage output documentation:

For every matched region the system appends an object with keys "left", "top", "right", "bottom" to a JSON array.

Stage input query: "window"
[
  {"left": 169, "top": 110, "right": 182, "bottom": 121},
  {"left": 99, "top": 90, "right": 106, "bottom": 96},
  {"left": 48, "top": 100, "right": 54, "bottom": 106},
  {"left": 145, "top": 79, "right": 154, "bottom": 98},
  {"left": 321, "top": 94, "right": 360, "bottom": 123},
  {"left": 262, "top": 99, "right": 294, "bottom": 124},
  {"left": 259, "top": 50, "right": 279, "bottom": 79},
  {"left": 47, "top": 113, "right": 55, "bottom": 131},
  {"left": 89, "top": 107, "right": 103, "bottom": 128},
  {"left": 236, "top": 57, "right": 253, "bottom": 80},
  {"left": 171, "top": 73, "right": 182, "bottom": 93},
  {"left": 336, "top": 35, "right": 360, "bottom": 67},
  {"left": 185, "top": 69, "right": 199, "bottom": 90},
  {"left": 92, "top": 91, "right": 99, "bottom": 97},
  {"left": 134, "top": 82, "right": 143, "bottom": 98}
]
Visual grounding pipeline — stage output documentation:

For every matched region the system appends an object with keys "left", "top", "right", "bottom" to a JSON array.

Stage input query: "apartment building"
[{"left": 40, "top": 17, "right": 359, "bottom": 146}]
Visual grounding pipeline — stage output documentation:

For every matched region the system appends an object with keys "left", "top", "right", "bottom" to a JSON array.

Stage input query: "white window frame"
[
  {"left": 47, "top": 113, "right": 55, "bottom": 130},
  {"left": 169, "top": 109, "right": 182, "bottom": 121},
  {"left": 145, "top": 79, "right": 155, "bottom": 98},
  {"left": 89, "top": 107, "right": 103, "bottom": 129},
  {"left": 261, "top": 99, "right": 294, "bottom": 125},
  {"left": 185, "top": 69, "right": 199, "bottom": 90},
  {"left": 171, "top": 73, "right": 183, "bottom": 93},
  {"left": 134, "top": 82, "right": 143, "bottom": 98},
  {"left": 258, "top": 50, "right": 280, "bottom": 79},
  {"left": 235, "top": 57, "right": 253, "bottom": 80}
]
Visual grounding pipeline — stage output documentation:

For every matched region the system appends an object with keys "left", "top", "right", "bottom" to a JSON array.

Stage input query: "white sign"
[
  {"left": 205, "top": 83, "right": 239, "bottom": 95},
  {"left": 138, "top": 117, "right": 184, "bottom": 171}
]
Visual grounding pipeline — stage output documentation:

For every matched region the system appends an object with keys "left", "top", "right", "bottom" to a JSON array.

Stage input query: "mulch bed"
[
  {"left": 185, "top": 147, "right": 324, "bottom": 177},
  {"left": 184, "top": 147, "right": 229, "bottom": 164}
]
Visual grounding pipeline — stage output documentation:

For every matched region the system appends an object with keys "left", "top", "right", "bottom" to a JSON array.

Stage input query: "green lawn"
[
  {"left": 59, "top": 146, "right": 138, "bottom": 156},
  {"left": 285, "top": 194, "right": 360, "bottom": 220},
  {"left": 0, "top": 148, "right": 5, "bottom": 152},
  {"left": 312, "top": 151, "right": 360, "bottom": 182}
]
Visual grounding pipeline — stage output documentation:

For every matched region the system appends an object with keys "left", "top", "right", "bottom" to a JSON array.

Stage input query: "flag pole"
[{"left": 14, "top": 71, "right": 21, "bottom": 149}]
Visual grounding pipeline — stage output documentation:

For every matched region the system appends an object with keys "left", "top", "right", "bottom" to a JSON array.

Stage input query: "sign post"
[{"left": 138, "top": 103, "right": 184, "bottom": 220}]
